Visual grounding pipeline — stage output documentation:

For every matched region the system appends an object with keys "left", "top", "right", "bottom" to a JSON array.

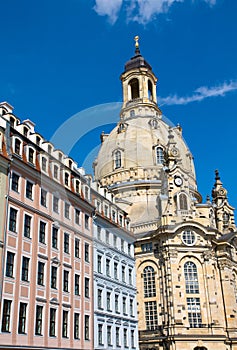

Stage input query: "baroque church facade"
[{"left": 93, "top": 38, "right": 237, "bottom": 350}]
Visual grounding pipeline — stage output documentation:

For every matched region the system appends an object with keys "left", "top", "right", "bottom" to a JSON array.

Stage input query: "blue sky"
[{"left": 0, "top": 0, "right": 236, "bottom": 210}]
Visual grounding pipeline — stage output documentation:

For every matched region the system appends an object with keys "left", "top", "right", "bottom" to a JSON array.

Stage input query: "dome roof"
[{"left": 94, "top": 112, "right": 196, "bottom": 189}]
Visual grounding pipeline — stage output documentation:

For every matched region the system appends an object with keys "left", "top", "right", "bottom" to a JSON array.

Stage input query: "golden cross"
[{"left": 134, "top": 35, "right": 139, "bottom": 49}]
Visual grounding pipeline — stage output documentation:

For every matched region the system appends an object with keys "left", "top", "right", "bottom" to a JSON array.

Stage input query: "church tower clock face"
[{"left": 174, "top": 176, "right": 183, "bottom": 187}]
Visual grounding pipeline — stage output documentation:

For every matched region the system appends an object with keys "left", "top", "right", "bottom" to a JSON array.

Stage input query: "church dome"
[{"left": 94, "top": 37, "right": 199, "bottom": 231}]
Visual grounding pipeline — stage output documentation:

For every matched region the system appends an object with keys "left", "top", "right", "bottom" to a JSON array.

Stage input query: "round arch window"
[{"left": 182, "top": 230, "right": 196, "bottom": 246}]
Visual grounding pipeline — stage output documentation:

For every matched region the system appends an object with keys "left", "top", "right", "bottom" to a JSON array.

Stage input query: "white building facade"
[{"left": 92, "top": 190, "right": 138, "bottom": 350}]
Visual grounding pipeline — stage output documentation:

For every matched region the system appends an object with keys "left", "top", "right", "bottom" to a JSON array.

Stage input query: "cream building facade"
[{"left": 94, "top": 38, "right": 237, "bottom": 350}]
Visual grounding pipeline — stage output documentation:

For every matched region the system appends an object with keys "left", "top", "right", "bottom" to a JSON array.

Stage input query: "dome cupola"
[{"left": 94, "top": 37, "right": 199, "bottom": 233}]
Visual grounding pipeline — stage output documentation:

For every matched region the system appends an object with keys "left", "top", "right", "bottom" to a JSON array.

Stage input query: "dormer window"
[
  {"left": 156, "top": 146, "right": 164, "bottom": 165},
  {"left": 68, "top": 160, "right": 72, "bottom": 169},
  {"left": 23, "top": 127, "right": 28, "bottom": 137},
  {"left": 36, "top": 136, "right": 41, "bottom": 146},
  {"left": 48, "top": 145, "right": 52, "bottom": 154},
  {"left": 10, "top": 117, "right": 15, "bottom": 128},
  {"left": 129, "top": 78, "right": 139, "bottom": 99},
  {"left": 114, "top": 150, "right": 121, "bottom": 169},
  {"left": 28, "top": 148, "right": 34, "bottom": 164}
]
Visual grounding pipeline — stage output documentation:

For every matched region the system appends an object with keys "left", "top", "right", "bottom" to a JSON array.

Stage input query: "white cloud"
[
  {"left": 94, "top": 0, "right": 123, "bottom": 24},
  {"left": 159, "top": 81, "right": 237, "bottom": 105},
  {"left": 129, "top": 0, "right": 184, "bottom": 24},
  {"left": 93, "top": 0, "right": 217, "bottom": 24}
]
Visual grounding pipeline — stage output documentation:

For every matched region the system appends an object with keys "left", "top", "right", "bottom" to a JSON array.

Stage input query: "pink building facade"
[{"left": 0, "top": 102, "right": 94, "bottom": 349}]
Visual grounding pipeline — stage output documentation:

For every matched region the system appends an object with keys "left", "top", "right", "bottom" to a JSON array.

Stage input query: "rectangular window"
[
  {"left": 145, "top": 301, "right": 159, "bottom": 331},
  {"left": 121, "top": 239, "right": 124, "bottom": 252},
  {"left": 62, "top": 310, "right": 68, "bottom": 338},
  {"left": 129, "top": 268, "right": 132, "bottom": 285},
  {"left": 64, "top": 232, "right": 69, "bottom": 254},
  {"left": 9, "top": 207, "right": 17, "bottom": 232},
  {"left": 74, "top": 313, "right": 79, "bottom": 339},
  {"left": 75, "top": 274, "right": 80, "bottom": 295},
  {"left": 113, "top": 234, "right": 117, "bottom": 247},
  {"left": 116, "top": 327, "right": 120, "bottom": 347},
  {"left": 131, "top": 329, "right": 135, "bottom": 348},
  {"left": 1, "top": 299, "right": 12, "bottom": 332},
  {"left": 15, "top": 139, "right": 21, "bottom": 155},
  {"left": 84, "top": 315, "right": 89, "bottom": 340},
  {"left": 75, "top": 238, "right": 80, "bottom": 258},
  {"left": 130, "top": 299, "right": 134, "bottom": 317},
  {"left": 107, "top": 325, "right": 112, "bottom": 346},
  {"left": 24, "top": 214, "right": 31, "bottom": 238},
  {"left": 98, "top": 289, "right": 102, "bottom": 309},
  {"left": 114, "top": 262, "right": 118, "bottom": 279},
  {"left": 21, "top": 256, "right": 29, "bottom": 282},
  {"left": 37, "top": 262, "right": 44, "bottom": 286},
  {"left": 122, "top": 265, "right": 125, "bottom": 282},
  {"left": 49, "top": 308, "right": 56, "bottom": 337},
  {"left": 11, "top": 173, "right": 19, "bottom": 192},
  {"left": 28, "top": 148, "right": 34, "bottom": 164},
  {"left": 97, "top": 226, "right": 101, "bottom": 240},
  {"left": 106, "top": 259, "right": 110, "bottom": 277},
  {"left": 40, "top": 189, "right": 47, "bottom": 207},
  {"left": 187, "top": 297, "right": 202, "bottom": 328},
  {"left": 42, "top": 157, "right": 47, "bottom": 171},
  {"left": 123, "top": 296, "right": 126, "bottom": 315},
  {"left": 75, "top": 209, "right": 80, "bottom": 225},
  {"left": 35, "top": 305, "right": 43, "bottom": 335},
  {"left": 64, "top": 173, "right": 69, "bottom": 186},
  {"left": 26, "top": 180, "right": 33, "bottom": 200},
  {"left": 64, "top": 202, "right": 70, "bottom": 219},
  {"left": 97, "top": 255, "right": 102, "bottom": 273},
  {"left": 107, "top": 292, "right": 111, "bottom": 311},
  {"left": 141, "top": 242, "right": 153, "bottom": 252},
  {"left": 98, "top": 324, "right": 103, "bottom": 345},
  {"left": 39, "top": 221, "right": 46, "bottom": 244},
  {"left": 51, "top": 266, "right": 57, "bottom": 289},
  {"left": 53, "top": 196, "right": 59, "bottom": 213},
  {"left": 52, "top": 227, "right": 58, "bottom": 249},
  {"left": 104, "top": 205, "right": 108, "bottom": 217},
  {"left": 53, "top": 165, "right": 58, "bottom": 179},
  {"left": 75, "top": 180, "right": 80, "bottom": 194},
  {"left": 63, "top": 270, "right": 69, "bottom": 292},
  {"left": 85, "top": 214, "right": 89, "bottom": 230},
  {"left": 124, "top": 329, "right": 128, "bottom": 348},
  {"left": 106, "top": 230, "right": 110, "bottom": 244},
  {"left": 6, "top": 252, "right": 14, "bottom": 278},
  {"left": 85, "top": 243, "right": 89, "bottom": 262},
  {"left": 85, "top": 277, "right": 89, "bottom": 298},
  {"left": 18, "top": 302, "right": 27, "bottom": 334},
  {"left": 128, "top": 243, "right": 131, "bottom": 256},
  {"left": 115, "top": 294, "right": 119, "bottom": 313}
]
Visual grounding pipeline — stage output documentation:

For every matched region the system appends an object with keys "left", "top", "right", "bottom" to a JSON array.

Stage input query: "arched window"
[
  {"left": 156, "top": 146, "right": 164, "bottom": 165},
  {"left": 129, "top": 78, "right": 139, "bottom": 100},
  {"left": 179, "top": 193, "right": 188, "bottom": 210},
  {"left": 143, "top": 266, "right": 156, "bottom": 298},
  {"left": 184, "top": 262, "right": 199, "bottom": 294},
  {"left": 148, "top": 80, "right": 153, "bottom": 100},
  {"left": 114, "top": 150, "right": 121, "bottom": 169}
]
